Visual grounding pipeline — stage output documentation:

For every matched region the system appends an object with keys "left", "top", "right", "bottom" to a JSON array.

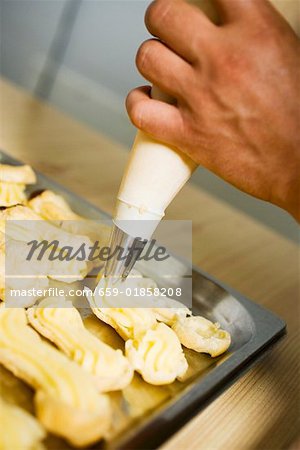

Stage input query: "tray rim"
[
  {"left": 0, "top": 150, "right": 286, "bottom": 450},
  {"left": 108, "top": 274, "right": 285, "bottom": 450}
]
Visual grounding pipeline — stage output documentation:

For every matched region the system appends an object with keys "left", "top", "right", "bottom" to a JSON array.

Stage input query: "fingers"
[
  {"left": 126, "top": 86, "right": 184, "bottom": 145},
  {"left": 136, "top": 39, "right": 193, "bottom": 100},
  {"left": 145, "top": 0, "right": 215, "bottom": 63}
]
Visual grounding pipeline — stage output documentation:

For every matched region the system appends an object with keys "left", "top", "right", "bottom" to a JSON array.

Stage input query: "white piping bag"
[{"left": 105, "top": 86, "right": 197, "bottom": 279}]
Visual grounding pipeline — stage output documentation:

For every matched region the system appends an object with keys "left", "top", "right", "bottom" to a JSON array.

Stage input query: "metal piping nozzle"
[{"left": 104, "top": 224, "right": 147, "bottom": 280}]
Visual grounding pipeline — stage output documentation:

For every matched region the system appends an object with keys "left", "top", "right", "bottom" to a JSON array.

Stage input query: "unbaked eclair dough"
[
  {"left": 85, "top": 277, "right": 189, "bottom": 385},
  {"left": 0, "top": 397, "right": 46, "bottom": 450},
  {"left": 0, "top": 205, "right": 93, "bottom": 283},
  {"left": 125, "top": 322, "right": 188, "bottom": 385},
  {"left": 0, "top": 305, "right": 111, "bottom": 447},
  {"left": 28, "top": 189, "right": 111, "bottom": 248},
  {"left": 172, "top": 316, "right": 231, "bottom": 357},
  {"left": 27, "top": 296, "right": 133, "bottom": 392},
  {"left": 0, "top": 164, "right": 36, "bottom": 207}
]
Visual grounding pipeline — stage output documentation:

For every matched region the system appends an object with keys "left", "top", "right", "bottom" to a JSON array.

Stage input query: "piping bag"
[{"left": 104, "top": 86, "right": 197, "bottom": 280}]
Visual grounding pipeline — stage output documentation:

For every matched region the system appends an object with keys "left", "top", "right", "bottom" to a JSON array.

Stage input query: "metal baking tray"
[{"left": 0, "top": 150, "right": 286, "bottom": 450}]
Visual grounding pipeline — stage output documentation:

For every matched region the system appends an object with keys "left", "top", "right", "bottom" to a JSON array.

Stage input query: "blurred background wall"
[{"left": 1, "top": 0, "right": 299, "bottom": 242}]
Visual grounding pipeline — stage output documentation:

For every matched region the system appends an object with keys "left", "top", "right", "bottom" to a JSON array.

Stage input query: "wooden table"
[{"left": 1, "top": 78, "right": 299, "bottom": 449}]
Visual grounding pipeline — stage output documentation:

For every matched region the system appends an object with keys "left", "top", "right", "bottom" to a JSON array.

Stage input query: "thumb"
[{"left": 126, "top": 86, "right": 184, "bottom": 147}]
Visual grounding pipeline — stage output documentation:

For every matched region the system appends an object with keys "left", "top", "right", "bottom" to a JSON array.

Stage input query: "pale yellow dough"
[
  {"left": 151, "top": 296, "right": 191, "bottom": 326},
  {"left": 117, "top": 271, "right": 230, "bottom": 357},
  {"left": 95, "top": 269, "right": 190, "bottom": 324},
  {"left": 88, "top": 303, "right": 157, "bottom": 341},
  {"left": 0, "top": 205, "right": 93, "bottom": 283},
  {"left": 87, "top": 270, "right": 230, "bottom": 368},
  {"left": 172, "top": 316, "right": 231, "bottom": 357},
  {"left": 27, "top": 296, "right": 133, "bottom": 392},
  {"left": 125, "top": 322, "right": 188, "bottom": 385},
  {"left": 0, "top": 235, "right": 5, "bottom": 301},
  {"left": 86, "top": 274, "right": 189, "bottom": 385},
  {"left": 28, "top": 189, "right": 111, "bottom": 247},
  {"left": 0, "top": 164, "right": 36, "bottom": 184},
  {"left": 0, "top": 181, "right": 26, "bottom": 207},
  {"left": 0, "top": 232, "right": 49, "bottom": 305},
  {"left": 28, "top": 190, "right": 83, "bottom": 221},
  {"left": 0, "top": 204, "right": 91, "bottom": 248},
  {"left": 86, "top": 271, "right": 158, "bottom": 339},
  {"left": 86, "top": 289, "right": 157, "bottom": 340},
  {"left": 0, "top": 397, "right": 46, "bottom": 450},
  {"left": 0, "top": 164, "right": 36, "bottom": 207},
  {"left": 0, "top": 305, "right": 111, "bottom": 447}
]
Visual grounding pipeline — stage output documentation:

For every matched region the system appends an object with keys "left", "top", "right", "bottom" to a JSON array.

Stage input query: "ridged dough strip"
[
  {"left": 28, "top": 189, "right": 111, "bottom": 248},
  {"left": 0, "top": 164, "right": 36, "bottom": 207},
  {"left": 27, "top": 296, "right": 133, "bottom": 392},
  {"left": 0, "top": 397, "right": 46, "bottom": 450},
  {"left": 85, "top": 278, "right": 189, "bottom": 385},
  {"left": 0, "top": 304, "right": 111, "bottom": 447}
]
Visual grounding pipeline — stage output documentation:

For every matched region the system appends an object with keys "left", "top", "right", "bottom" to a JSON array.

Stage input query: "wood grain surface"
[{"left": 0, "top": 78, "right": 299, "bottom": 449}]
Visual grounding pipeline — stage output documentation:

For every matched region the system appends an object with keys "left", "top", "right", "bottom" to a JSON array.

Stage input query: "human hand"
[{"left": 126, "top": 0, "right": 300, "bottom": 221}]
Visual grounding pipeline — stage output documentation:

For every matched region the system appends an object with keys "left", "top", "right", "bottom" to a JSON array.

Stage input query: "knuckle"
[
  {"left": 145, "top": 1, "right": 157, "bottom": 28},
  {"left": 136, "top": 40, "right": 152, "bottom": 73},
  {"left": 145, "top": 0, "right": 173, "bottom": 31}
]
